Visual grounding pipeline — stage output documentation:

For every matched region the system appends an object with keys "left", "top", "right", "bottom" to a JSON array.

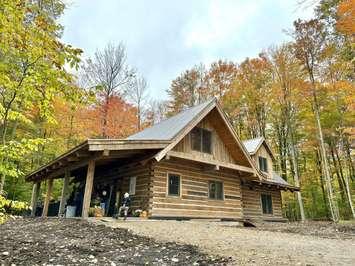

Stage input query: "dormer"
[{"left": 242, "top": 137, "right": 275, "bottom": 179}]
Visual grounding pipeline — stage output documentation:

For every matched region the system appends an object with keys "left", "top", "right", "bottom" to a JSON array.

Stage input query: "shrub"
[
  {"left": 0, "top": 195, "right": 31, "bottom": 221},
  {"left": 0, "top": 195, "right": 8, "bottom": 224}
]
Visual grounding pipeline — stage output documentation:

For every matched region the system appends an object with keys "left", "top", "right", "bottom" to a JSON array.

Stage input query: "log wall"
[
  {"left": 118, "top": 163, "right": 153, "bottom": 212},
  {"left": 150, "top": 158, "right": 243, "bottom": 219},
  {"left": 241, "top": 184, "right": 283, "bottom": 220}
]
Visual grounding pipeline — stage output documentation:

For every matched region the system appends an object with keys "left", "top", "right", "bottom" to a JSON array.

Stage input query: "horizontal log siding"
[
  {"left": 119, "top": 163, "right": 153, "bottom": 214},
  {"left": 241, "top": 185, "right": 283, "bottom": 220},
  {"left": 151, "top": 159, "right": 242, "bottom": 219}
]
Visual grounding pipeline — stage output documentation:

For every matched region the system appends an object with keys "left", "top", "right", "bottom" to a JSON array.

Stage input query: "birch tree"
[
  {"left": 268, "top": 44, "right": 306, "bottom": 221},
  {"left": 292, "top": 19, "right": 339, "bottom": 222}
]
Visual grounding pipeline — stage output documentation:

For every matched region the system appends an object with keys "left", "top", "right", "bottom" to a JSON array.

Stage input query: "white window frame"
[{"left": 129, "top": 176, "right": 136, "bottom": 195}]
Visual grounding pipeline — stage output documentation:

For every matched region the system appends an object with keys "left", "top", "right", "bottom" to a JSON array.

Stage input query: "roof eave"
[{"left": 25, "top": 139, "right": 170, "bottom": 182}]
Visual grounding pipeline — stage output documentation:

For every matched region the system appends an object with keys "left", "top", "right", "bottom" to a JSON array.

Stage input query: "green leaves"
[
  {"left": 0, "top": 0, "right": 83, "bottom": 196},
  {"left": 0, "top": 138, "right": 49, "bottom": 179}
]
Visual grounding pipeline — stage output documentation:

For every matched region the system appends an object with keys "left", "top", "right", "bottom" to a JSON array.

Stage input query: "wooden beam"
[
  {"left": 42, "top": 179, "right": 53, "bottom": 217},
  {"left": 88, "top": 142, "right": 167, "bottom": 151},
  {"left": 167, "top": 151, "right": 255, "bottom": 174},
  {"left": 58, "top": 170, "right": 70, "bottom": 217},
  {"left": 76, "top": 151, "right": 89, "bottom": 157},
  {"left": 103, "top": 149, "right": 110, "bottom": 156},
  {"left": 82, "top": 160, "right": 95, "bottom": 218},
  {"left": 30, "top": 182, "right": 41, "bottom": 217},
  {"left": 67, "top": 156, "right": 79, "bottom": 162}
]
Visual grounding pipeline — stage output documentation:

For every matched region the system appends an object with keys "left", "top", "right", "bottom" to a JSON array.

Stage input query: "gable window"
[
  {"left": 261, "top": 194, "right": 273, "bottom": 214},
  {"left": 168, "top": 173, "right": 180, "bottom": 196},
  {"left": 129, "top": 176, "right": 136, "bottom": 195},
  {"left": 209, "top": 181, "right": 223, "bottom": 200},
  {"left": 258, "top": 156, "right": 268, "bottom": 172},
  {"left": 191, "top": 127, "right": 212, "bottom": 154}
]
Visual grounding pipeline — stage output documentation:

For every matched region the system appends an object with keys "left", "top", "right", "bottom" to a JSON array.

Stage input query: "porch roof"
[{"left": 25, "top": 139, "right": 169, "bottom": 182}]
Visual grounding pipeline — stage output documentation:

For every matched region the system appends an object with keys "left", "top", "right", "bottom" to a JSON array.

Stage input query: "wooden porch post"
[
  {"left": 58, "top": 170, "right": 70, "bottom": 217},
  {"left": 30, "top": 182, "right": 41, "bottom": 217},
  {"left": 42, "top": 179, "right": 53, "bottom": 217},
  {"left": 82, "top": 160, "right": 95, "bottom": 218}
]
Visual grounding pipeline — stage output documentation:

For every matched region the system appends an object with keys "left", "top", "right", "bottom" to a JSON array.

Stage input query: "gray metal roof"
[
  {"left": 127, "top": 98, "right": 215, "bottom": 141},
  {"left": 272, "top": 171, "right": 291, "bottom": 186},
  {"left": 242, "top": 137, "right": 264, "bottom": 154}
]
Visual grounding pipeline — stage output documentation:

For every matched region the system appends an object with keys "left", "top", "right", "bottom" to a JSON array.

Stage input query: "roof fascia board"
[{"left": 88, "top": 140, "right": 168, "bottom": 151}]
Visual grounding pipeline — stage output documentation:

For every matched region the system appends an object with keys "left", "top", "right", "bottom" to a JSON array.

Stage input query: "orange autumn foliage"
[
  {"left": 337, "top": 0, "right": 355, "bottom": 36},
  {"left": 53, "top": 96, "right": 138, "bottom": 147},
  {"left": 91, "top": 95, "right": 138, "bottom": 138}
]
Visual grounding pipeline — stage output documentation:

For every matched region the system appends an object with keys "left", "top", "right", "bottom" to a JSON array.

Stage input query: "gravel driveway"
[{"left": 96, "top": 219, "right": 355, "bottom": 265}]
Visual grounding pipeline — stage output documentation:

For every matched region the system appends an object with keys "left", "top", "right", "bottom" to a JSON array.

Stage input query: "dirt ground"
[
  {"left": 0, "top": 218, "right": 231, "bottom": 265},
  {"left": 1, "top": 218, "right": 354, "bottom": 266},
  {"left": 97, "top": 218, "right": 355, "bottom": 266}
]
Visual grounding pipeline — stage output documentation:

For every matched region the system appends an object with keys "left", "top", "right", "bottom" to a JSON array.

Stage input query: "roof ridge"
[
  {"left": 242, "top": 136, "right": 264, "bottom": 142},
  {"left": 155, "top": 97, "right": 215, "bottom": 127}
]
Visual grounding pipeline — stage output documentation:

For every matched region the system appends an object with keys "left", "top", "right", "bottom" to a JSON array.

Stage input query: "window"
[
  {"left": 258, "top": 156, "right": 268, "bottom": 172},
  {"left": 261, "top": 194, "right": 273, "bottom": 214},
  {"left": 168, "top": 174, "right": 180, "bottom": 196},
  {"left": 129, "top": 176, "right": 136, "bottom": 195},
  {"left": 191, "top": 127, "right": 212, "bottom": 154},
  {"left": 209, "top": 181, "right": 223, "bottom": 200}
]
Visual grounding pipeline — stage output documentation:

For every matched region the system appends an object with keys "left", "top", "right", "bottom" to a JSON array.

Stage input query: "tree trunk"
[
  {"left": 344, "top": 173, "right": 355, "bottom": 219},
  {"left": 137, "top": 106, "right": 141, "bottom": 131},
  {"left": 316, "top": 150, "right": 330, "bottom": 219},
  {"left": 102, "top": 95, "right": 109, "bottom": 138},
  {"left": 289, "top": 135, "right": 306, "bottom": 221},
  {"left": 330, "top": 146, "right": 346, "bottom": 205},
  {"left": 312, "top": 90, "right": 339, "bottom": 222}
]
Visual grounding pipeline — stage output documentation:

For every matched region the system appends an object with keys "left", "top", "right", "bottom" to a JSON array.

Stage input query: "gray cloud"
[{"left": 61, "top": 0, "right": 315, "bottom": 99}]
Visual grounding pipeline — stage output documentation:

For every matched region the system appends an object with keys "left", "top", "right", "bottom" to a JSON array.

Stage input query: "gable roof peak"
[{"left": 242, "top": 136, "right": 275, "bottom": 160}]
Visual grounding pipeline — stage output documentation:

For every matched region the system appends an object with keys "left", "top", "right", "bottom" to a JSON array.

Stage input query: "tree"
[
  {"left": 224, "top": 54, "right": 272, "bottom": 138},
  {"left": 167, "top": 64, "right": 209, "bottom": 115},
  {"left": 291, "top": 19, "right": 340, "bottom": 222},
  {"left": 89, "top": 96, "right": 137, "bottom": 138},
  {"left": 145, "top": 100, "right": 169, "bottom": 126},
  {"left": 126, "top": 77, "right": 149, "bottom": 131},
  {"left": 206, "top": 60, "right": 238, "bottom": 98},
  {"left": 336, "top": 0, "right": 355, "bottom": 36},
  {"left": 0, "top": 0, "right": 82, "bottom": 194},
  {"left": 82, "top": 43, "right": 136, "bottom": 137},
  {"left": 267, "top": 44, "right": 306, "bottom": 221}
]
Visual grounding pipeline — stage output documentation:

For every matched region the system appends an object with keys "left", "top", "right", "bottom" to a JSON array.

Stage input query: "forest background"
[{"left": 0, "top": 0, "right": 354, "bottom": 221}]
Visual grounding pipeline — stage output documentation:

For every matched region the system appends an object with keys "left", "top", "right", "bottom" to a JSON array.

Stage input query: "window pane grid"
[
  {"left": 261, "top": 194, "right": 273, "bottom": 214},
  {"left": 168, "top": 174, "right": 180, "bottom": 196},
  {"left": 259, "top": 156, "right": 268, "bottom": 172},
  {"left": 191, "top": 127, "right": 212, "bottom": 154},
  {"left": 209, "top": 181, "right": 223, "bottom": 200}
]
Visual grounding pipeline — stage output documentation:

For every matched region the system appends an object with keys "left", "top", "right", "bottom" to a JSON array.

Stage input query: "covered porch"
[{"left": 25, "top": 139, "right": 168, "bottom": 218}]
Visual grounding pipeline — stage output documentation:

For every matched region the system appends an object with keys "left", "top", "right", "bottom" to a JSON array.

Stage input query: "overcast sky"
[{"left": 61, "top": 0, "right": 316, "bottom": 100}]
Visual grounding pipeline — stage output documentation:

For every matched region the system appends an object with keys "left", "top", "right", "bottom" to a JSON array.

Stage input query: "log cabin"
[{"left": 25, "top": 98, "right": 298, "bottom": 221}]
